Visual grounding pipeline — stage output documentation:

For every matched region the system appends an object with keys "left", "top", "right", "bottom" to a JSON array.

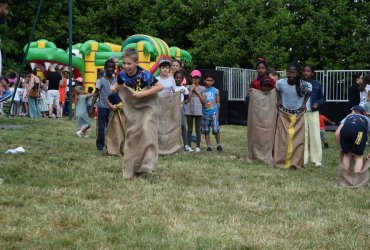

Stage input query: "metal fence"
[{"left": 215, "top": 67, "right": 370, "bottom": 102}]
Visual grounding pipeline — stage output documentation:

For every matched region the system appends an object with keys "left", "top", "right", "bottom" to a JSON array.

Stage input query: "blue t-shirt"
[
  {"left": 118, "top": 66, "right": 158, "bottom": 91},
  {"left": 108, "top": 93, "right": 121, "bottom": 105},
  {"left": 202, "top": 87, "right": 218, "bottom": 115}
]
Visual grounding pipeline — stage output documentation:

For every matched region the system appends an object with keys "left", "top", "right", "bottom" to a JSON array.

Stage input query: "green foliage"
[{"left": 0, "top": 0, "right": 369, "bottom": 74}]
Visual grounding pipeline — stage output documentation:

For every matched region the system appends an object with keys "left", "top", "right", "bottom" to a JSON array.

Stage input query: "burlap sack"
[
  {"left": 337, "top": 153, "right": 369, "bottom": 188},
  {"left": 117, "top": 85, "right": 159, "bottom": 178},
  {"left": 105, "top": 103, "right": 125, "bottom": 156},
  {"left": 274, "top": 109, "right": 305, "bottom": 169},
  {"left": 158, "top": 91, "right": 182, "bottom": 155},
  {"left": 247, "top": 88, "right": 277, "bottom": 166}
]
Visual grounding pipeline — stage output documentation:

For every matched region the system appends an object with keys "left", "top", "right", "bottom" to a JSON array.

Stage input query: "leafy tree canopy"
[{"left": 0, "top": 0, "right": 369, "bottom": 73}]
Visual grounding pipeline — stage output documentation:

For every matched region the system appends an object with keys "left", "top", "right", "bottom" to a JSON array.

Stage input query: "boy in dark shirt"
[{"left": 335, "top": 106, "right": 370, "bottom": 173}]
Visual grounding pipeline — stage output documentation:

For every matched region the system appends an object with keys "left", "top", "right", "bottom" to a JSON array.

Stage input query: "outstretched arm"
[
  {"left": 133, "top": 82, "right": 163, "bottom": 98},
  {"left": 89, "top": 89, "right": 99, "bottom": 117}
]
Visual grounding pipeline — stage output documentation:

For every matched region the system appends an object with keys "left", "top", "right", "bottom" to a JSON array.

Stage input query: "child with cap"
[
  {"left": 156, "top": 58, "right": 176, "bottom": 97},
  {"left": 185, "top": 69, "right": 205, "bottom": 152},
  {"left": 335, "top": 105, "right": 370, "bottom": 173}
]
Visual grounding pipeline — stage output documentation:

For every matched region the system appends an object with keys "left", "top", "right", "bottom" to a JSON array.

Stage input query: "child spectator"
[
  {"left": 319, "top": 112, "right": 335, "bottom": 148},
  {"left": 86, "top": 86, "right": 94, "bottom": 114},
  {"left": 335, "top": 106, "right": 370, "bottom": 174},
  {"left": 38, "top": 84, "right": 48, "bottom": 117},
  {"left": 171, "top": 59, "right": 187, "bottom": 86},
  {"left": 156, "top": 58, "right": 176, "bottom": 97},
  {"left": 59, "top": 66, "right": 68, "bottom": 117},
  {"left": 75, "top": 86, "right": 93, "bottom": 137},
  {"left": 202, "top": 72, "right": 222, "bottom": 152},
  {"left": 11, "top": 81, "right": 22, "bottom": 116},
  {"left": 22, "top": 78, "right": 29, "bottom": 116},
  {"left": 267, "top": 69, "right": 279, "bottom": 82},
  {"left": 105, "top": 93, "right": 124, "bottom": 155},
  {"left": 364, "top": 88, "right": 370, "bottom": 114},
  {"left": 185, "top": 70, "right": 205, "bottom": 152},
  {"left": 90, "top": 60, "right": 116, "bottom": 150},
  {"left": 173, "top": 70, "right": 191, "bottom": 152}
]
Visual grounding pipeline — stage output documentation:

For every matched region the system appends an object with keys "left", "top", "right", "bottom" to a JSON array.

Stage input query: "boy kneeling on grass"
[{"left": 335, "top": 106, "right": 370, "bottom": 173}]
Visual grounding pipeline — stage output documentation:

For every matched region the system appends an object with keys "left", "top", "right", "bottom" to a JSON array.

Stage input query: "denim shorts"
[{"left": 202, "top": 113, "right": 220, "bottom": 135}]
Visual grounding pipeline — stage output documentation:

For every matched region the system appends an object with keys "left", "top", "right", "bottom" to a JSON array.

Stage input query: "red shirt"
[
  {"left": 319, "top": 115, "right": 329, "bottom": 130},
  {"left": 250, "top": 78, "right": 276, "bottom": 90}
]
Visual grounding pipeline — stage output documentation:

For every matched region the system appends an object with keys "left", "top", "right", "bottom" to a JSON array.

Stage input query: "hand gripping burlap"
[
  {"left": 105, "top": 102, "right": 125, "bottom": 156},
  {"left": 117, "top": 85, "right": 159, "bottom": 178},
  {"left": 158, "top": 91, "right": 182, "bottom": 155},
  {"left": 337, "top": 153, "right": 369, "bottom": 188},
  {"left": 274, "top": 108, "right": 305, "bottom": 169},
  {"left": 247, "top": 88, "right": 277, "bottom": 166}
]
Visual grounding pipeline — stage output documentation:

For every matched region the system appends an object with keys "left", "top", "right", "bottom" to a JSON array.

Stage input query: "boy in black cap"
[{"left": 335, "top": 105, "right": 370, "bottom": 173}]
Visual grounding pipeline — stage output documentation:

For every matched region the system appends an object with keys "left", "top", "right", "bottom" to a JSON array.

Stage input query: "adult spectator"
[
  {"left": 348, "top": 73, "right": 363, "bottom": 108},
  {"left": 46, "top": 64, "right": 62, "bottom": 118}
]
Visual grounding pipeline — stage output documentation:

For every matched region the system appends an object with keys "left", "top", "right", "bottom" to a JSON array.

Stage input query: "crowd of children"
[
  {"left": 0, "top": 65, "right": 87, "bottom": 119},
  {"left": 1, "top": 49, "right": 369, "bottom": 185}
]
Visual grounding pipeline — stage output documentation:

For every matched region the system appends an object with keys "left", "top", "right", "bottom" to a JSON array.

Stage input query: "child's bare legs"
[
  {"left": 81, "top": 126, "right": 89, "bottom": 134},
  {"left": 353, "top": 154, "right": 364, "bottom": 173},
  {"left": 341, "top": 153, "right": 352, "bottom": 171},
  {"left": 58, "top": 103, "right": 63, "bottom": 117},
  {"left": 215, "top": 133, "right": 221, "bottom": 144},
  {"left": 342, "top": 153, "right": 363, "bottom": 173},
  {"left": 205, "top": 134, "right": 211, "bottom": 147}
]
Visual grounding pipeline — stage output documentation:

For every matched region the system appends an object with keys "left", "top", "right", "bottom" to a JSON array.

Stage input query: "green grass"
[{"left": 0, "top": 117, "right": 369, "bottom": 249}]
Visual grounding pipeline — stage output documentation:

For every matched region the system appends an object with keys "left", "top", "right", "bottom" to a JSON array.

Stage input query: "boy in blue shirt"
[
  {"left": 335, "top": 106, "right": 370, "bottom": 173},
  {"left": 202, "top": 72, "right": 223, "bottom": 152}
]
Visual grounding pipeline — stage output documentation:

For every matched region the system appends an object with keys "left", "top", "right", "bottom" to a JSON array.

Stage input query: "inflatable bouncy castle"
[{"left": 24, "top": 34, "right": 192, "bottom": 91}]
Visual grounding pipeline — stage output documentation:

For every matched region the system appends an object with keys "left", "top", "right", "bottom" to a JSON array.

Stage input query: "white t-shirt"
[
  {"left": 174, "top": 85, "right": 189, "bottom": 103},
  {"left": 15, "top": 87, "right": 24, "bottom": 101},
  {"left": 359, "top": 84, "right": 370, "bottom": 107},
  {"left": 156, "top": 75, "right": 176, "bottom": 97}
]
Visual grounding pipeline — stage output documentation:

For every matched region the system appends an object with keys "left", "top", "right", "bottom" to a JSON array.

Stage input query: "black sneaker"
[
  {"left": 324, "top": 142, "right": 329, "bottom": 148},
  {"left": 207, "top": 146, "right": 212, "bottom": 151},
  {"left": 217, "top": 145, "right": 223, "bottom": 152}
]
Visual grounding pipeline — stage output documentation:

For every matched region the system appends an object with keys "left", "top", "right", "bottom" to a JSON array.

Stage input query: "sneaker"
[
  {"left": 315, "top": 161, "right": 322, "bottom": 167},
  {"left": 76, "top": 130, "right": 83, "bottom": 137},
  {"left": 207, "top": 146, "right": 212, "bottom": 151},
  {"left": 184, "top": 145, "right": 193, "bottom": 152},
  {"left": 217, "top": 145, "right": 223, "bottom": 152},
  {"left": 324, "top": 142, "right": 329, "bottom": 148},
  {"left": 195, "top": 147, "right": 201, "bottom": 153}
]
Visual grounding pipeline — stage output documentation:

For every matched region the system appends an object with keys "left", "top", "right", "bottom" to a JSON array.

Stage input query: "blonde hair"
[{"left": 122, "top": 48, "right": 138, "bottom": 62}]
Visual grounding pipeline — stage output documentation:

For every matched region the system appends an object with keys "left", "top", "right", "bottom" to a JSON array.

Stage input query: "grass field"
[{"left": 0, "top": 117, "right": 369, "bottom": 249}]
